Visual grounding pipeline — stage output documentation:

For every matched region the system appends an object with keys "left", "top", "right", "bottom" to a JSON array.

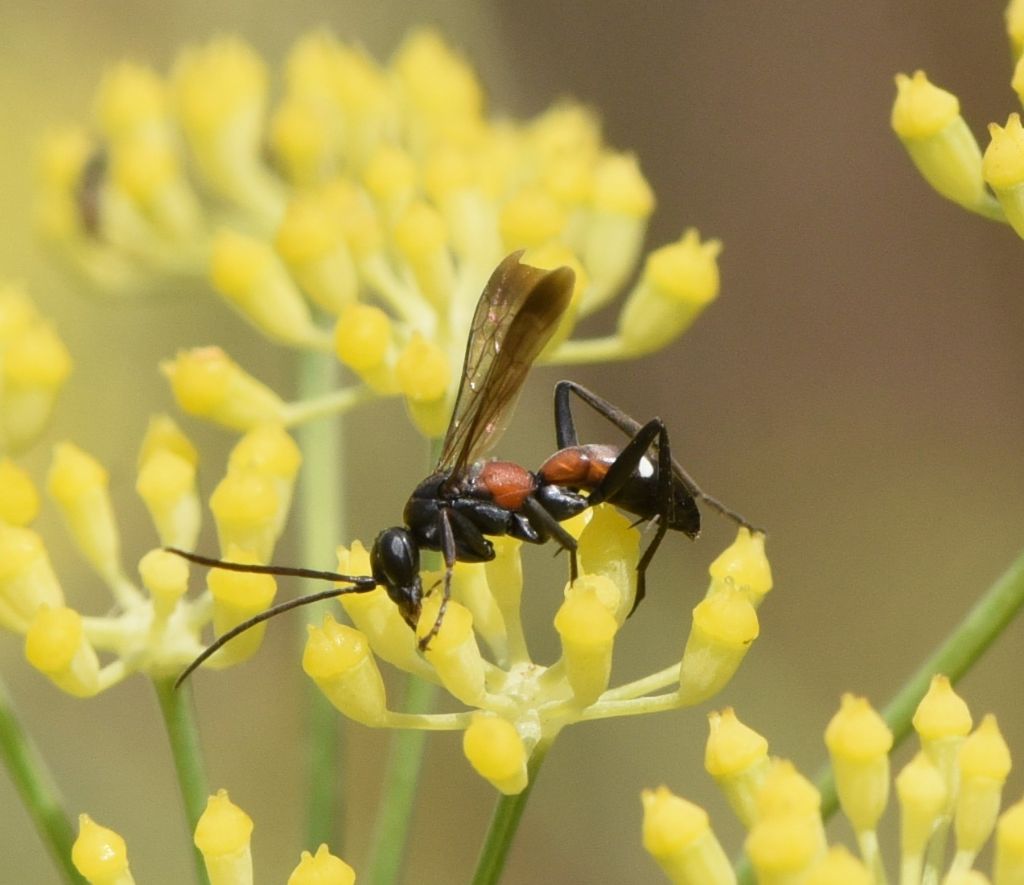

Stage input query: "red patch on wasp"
[
  {"left": 538, "top": 445, "right": 616, "bottom": 490},
  {"left": 477, "top": 461, "right": 537, "bottom": 509}
]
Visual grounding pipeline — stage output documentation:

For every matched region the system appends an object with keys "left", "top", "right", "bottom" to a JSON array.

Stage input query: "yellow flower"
[
  {"left": 0, "top": 284, "right": 72, "bottom": 455},
  {"left": 72, "top": 792, "right": 357, "bottom": 885},
  {"left": 891, "top": 7, "right": 1024, "bottom": 234},
  {"left": 642, "top": 676, "right": 1017, "bottom": 884},
  {"left": 3, "top": 420, "right": 301, "bottom": 694},
  {"left": 42, "top": 28, "right": 731, "bottom": 442},
  {"left": 295, "top": 513, "right": 770, "bottom": 792}
]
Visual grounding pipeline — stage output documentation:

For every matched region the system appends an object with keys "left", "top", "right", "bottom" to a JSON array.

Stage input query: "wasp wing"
[{"left": 436, "top": 251, "right": 575, "bottom": 472}]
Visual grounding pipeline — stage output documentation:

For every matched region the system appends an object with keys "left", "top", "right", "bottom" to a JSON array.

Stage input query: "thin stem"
[
  {"left": 282, "top": 383, "right": 376, "bottom": 428},
  {"left": 365, "top": 675, "right": 439, "bottom": 885},
  {"left": 0, "top": 676, "right": 83, "bottom": 884},
  {"left": 365, "top": 437, "right": 444, "bottom": 885},
  {"left": 547, "top": 335, "right": 627, "bottom": 365},
  {"left": 734, "top": 544, "right": 1024, "bottom": 883},
  {"left": 153, "top": 677, "right": 210, "bottom": 885},
  {"left": 296, "top": 349, "right": 347, "bottom": 852},
  {"left": 470, "top": 742, "right": 551, "bottom": 885}
]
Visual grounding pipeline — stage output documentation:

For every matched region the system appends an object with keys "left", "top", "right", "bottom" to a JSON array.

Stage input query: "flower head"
[
  {"left": 300, "top": 514, "right": 769, "bottom": 792},
  {"left": 642, "top": 675, "right": 1018, "bottom": 883},
  {"left": 2, "top": 417, "right": 301, "bottom": 694},
  {"left": 892, "top": 4, "right": 1024, "bottom": 234},
  {"left": 40, "top": 28, "right": 727, "bottom": 441}
]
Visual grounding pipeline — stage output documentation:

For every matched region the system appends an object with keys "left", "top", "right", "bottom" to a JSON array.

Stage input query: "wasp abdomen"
[{"left": 475, "top": 460, "right": 538, "bottom": 509}]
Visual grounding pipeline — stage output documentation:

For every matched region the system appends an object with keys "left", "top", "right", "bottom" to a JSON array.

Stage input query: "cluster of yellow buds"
[
  {"left": 72, "top": 789, "right": 356, "bottom": 884},
  {"left": 892, "top": 0, "right": 1024, "bottom": 237},
  {"left": 642, "top": 675, "right": 1018, "bottom": 884},
  {"left": 38, "top": 29, "right": 726, "bottom": 438},
  {"left": 1, "top": 417, "right": 301, "bottom": 694},
  {"left": 0, "top": 284, "right": 72, "bottom": 455},
  {"left": 300, "top": 507, "right": 770, "bottom": 793}
]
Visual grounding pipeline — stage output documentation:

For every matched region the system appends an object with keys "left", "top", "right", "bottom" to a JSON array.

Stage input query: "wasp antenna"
[
  {"left": 164, "top": 547, "right": 373, "bottom": 584},
  {"left": 174, "top": 581, "right": 378, "bottom": 690}
]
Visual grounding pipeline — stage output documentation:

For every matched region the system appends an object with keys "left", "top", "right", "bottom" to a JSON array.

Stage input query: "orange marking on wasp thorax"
[{"left": 478, "top": 461, "right": 536, "bottom": 509}]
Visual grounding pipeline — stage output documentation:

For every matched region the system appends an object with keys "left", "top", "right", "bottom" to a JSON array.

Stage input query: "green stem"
[
  {"left": 296, "top": 349, "right": 346, "bottom": 851},
  {"left": 365, "top": 437, "right": 444, "bottom": 885},
  {"left": 0, "top": 676, "right": 83, "bottom": 884},
  {"left": 153, "top": 677, "right": 210, "bottom": 885},
  {"left": 735, "top": 544, "right": 1024, "bottom": 883},
  {"left": 470, "top": 742, "right": 550, "bottom": 885},
  {"left": 365, "top": 675, "right": 439, "bottom": 885}
]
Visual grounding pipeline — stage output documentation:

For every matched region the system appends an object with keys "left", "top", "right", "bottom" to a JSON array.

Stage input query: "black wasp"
[{"left": 172, "top": 251, "right": 755, "bottom": 684}]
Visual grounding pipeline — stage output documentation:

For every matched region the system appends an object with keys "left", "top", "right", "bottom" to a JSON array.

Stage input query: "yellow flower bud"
[
  {"left": 25, "top": 605, "right": 101, "bottom": 697},
  {"left": 641, "top": 787, "right": 734, "bottom": 885},
  {"left": 896, "top": 753, "right": 947, "bottom": 866},
  {"left": 363, "top": 144, "right": 417, "bottom": 210},
  {"left": 72, "top": 814, "right": 134, "bottom": 885},
  {"left": 745, "top": 813, "right": 821, "bottom": 881},
  {"left": 617, "top": 230, "right": 721, "bottom": 356},
  {"left": 392, "top": 201, "right": 454, "bottom": 308},
  {"left": 269, "top": 96, "right": 335, "bottom": 187},
  {"left": 914, "top": 674, "right": 972, "bottom": 813},
  {"left": 708, "top": 528, "right": 772, "bottom": 603},
  {"left": 288, "top": 844, "right": 356, "bottom": 885},
  {"left": 1010, "top": 0, "right": 1024, "bottom": 59},
  {"left": 463, "top": 713, "right": 528, "bottom": 795},
  {"left": 679, "top": 582, "right": 759, "bottom": 705},
  {"left": 705, "top": 708, "right": 770, "bottom": 827},
  {"left": 995, "top": 797, "right": 1024, "bottom": 884},
  {"left": 803, "top": 846, "right": 871, "bottom": 885},
  {"left": 396, "top": 333, "right": 451, "bottom": 438},
  {"left": 891, "top": 71, "right": 989, "bottom": 212},
  {"left": 209, "top": 469, "right": 282, "bottom": 563},
  {"left": 984, "top": 114, "right": 1024, "bottom": 238},
  {"left": 47, "top": 442, "right": 124, "bottom": 587},
  {"left": 956, "top": 715, "right": 1012, "bottom": 856},
  {"left": 303, "top": 614, "right": 388, "bottom": 726},
  {"left": 275, "top": 192, "right": 357, "bottom": 313},
  {"left": 824, "top": 694, "right": 893, "bottom": 833},
  {"left": 210, "top": 228, "right": 326, "bottom": 347},
  {"left": 756, "top": 759, "right": 822, "bottom": 822},
  {"left": 227, "top": 424, "right": 301, "bottom": 540},
  {"left": 207, "top": 547, "right": 277, "bottom": 666},
  {"left": 193, "top": 789, "right": 254, "bottom": 885},
  {"left": 0, "top": 523, "right": 64, "bottom": 632},
  {"left": 419, "top": 595, "right": 486, "bottom": 706},
  {"left": 95, "top": 62, "right": 168, "bottom": 141},
  {"left": 334, "top": 303, "right": 397, "bottom": 393},
  {"left": 135, "top": 449, "right": 201, "bottom": 549},
  {"left": 162, "top": 346, "right": 286, "bottom": 431},
  {"left": 0, "top": 458, "right": 40, "bottom": 525},
  {"left": 137, "top": 414, "right": 198, "bottom": 469},
  {"left": 576, "top": 504, "right": 639, "bottom": 621},
  {"left": 172, "top": 37, "right": 282, "bottom": 219},
  {"left": 499, "top": 187, "right": 566, "bottom": 250},
  {"left": 138, "top": 548, "right": 189, "bottom": 620},
  {"left": 554, "top": 577, "right": 619, "bottom": 707},
  {"left": 2, "top": 320, "right": 73, "bottom": 453}
]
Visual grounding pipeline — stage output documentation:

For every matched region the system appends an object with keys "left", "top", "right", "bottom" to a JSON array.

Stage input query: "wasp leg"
[
  {"left": 418, "top": 508, "right": 459, "bottom": 651},
  {"left": 553, "top": 380, "right": 760, "bottom": 532},
  {"left": 521, "top": 495, "right": 580, "bottom": 583},
  {"left": 584, "top": 417, "right": 673, "bottom": 613}
]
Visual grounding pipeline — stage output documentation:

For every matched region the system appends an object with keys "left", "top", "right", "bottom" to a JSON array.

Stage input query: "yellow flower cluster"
[
  {"left": 302, "top": 509, "right": 770, "bottom": 793},
  {"left": 72, "top": 789, "right": 356, "bottom": 885},
  {"left": 642, "top": 676, "right": 1019, "bottom": 884},
  {"left": 1, "top": 417, "right": 301, "bottom": 694},
  {"left": 0, "top": 285, "right": 72, "bottom": 455},
  {"left": 38, "top": 29, "right": 725, "bottom": 438},
  {"left": 892, "top": 1, "right": 1024, "bottom": 236}
]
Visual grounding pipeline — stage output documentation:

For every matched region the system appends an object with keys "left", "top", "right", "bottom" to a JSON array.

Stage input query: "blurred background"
[{"left": 1, "top": 1, "right": 1022, "bottom": 881}]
